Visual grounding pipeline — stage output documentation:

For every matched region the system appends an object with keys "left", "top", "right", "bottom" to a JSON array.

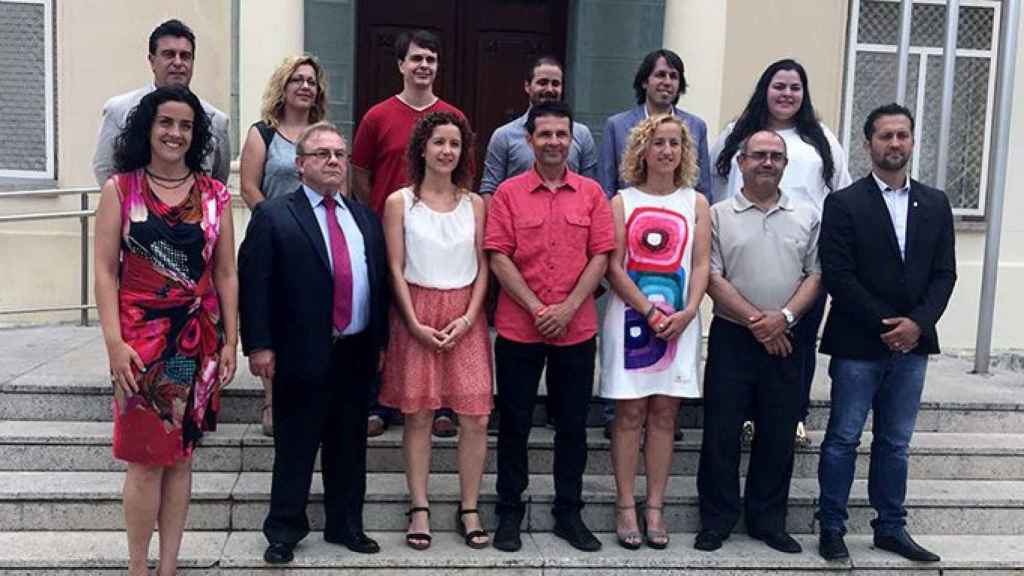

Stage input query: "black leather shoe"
[
  {"left": 326, "top": 532, "right": 380, "bottom": 554},
  {"left": 493, "top": 514, "right": 522, "bottom": 552},
  {"left": 263, "top": 542, "right": 294, "bottom": 564},
  {"left": 819, "top": 530, "right": 849, "bottom": 561},
  {"left": 694, "top": 529, "right": 727, "bottom": 551},
  {"left": 553, "top": 514, "right": 602, "bottom": 552},
  {"left": 752, "top": 531, "right": 802, "bottom": 554},
  {"left": 874, "top": 530, "right": 940, "bottom": 562}
]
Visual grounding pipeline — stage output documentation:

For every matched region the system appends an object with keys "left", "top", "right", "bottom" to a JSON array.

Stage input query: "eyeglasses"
[
  {"left": 300, "top": 148, "right": 348, "bottom": 162},
  {"left": 287, "top": 76, "right": 318, "bottom": 88},
  {"left": 741, "top": 150, "right": 787, "bottom": 163}
]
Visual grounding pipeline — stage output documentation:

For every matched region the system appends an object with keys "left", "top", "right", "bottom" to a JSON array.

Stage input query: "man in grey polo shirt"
[
  {"left": 694, "top": 130, "right": 821, "bottom": 554},
  {"left": 480, "top": 55, "right": 597, "bottom": 195}
]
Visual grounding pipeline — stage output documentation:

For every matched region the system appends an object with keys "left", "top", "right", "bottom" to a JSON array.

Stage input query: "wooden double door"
[{"left": 355, "top": 0, "right": 569, "bottom": 183}]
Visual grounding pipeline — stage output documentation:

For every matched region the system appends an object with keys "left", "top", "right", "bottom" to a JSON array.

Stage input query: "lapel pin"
[{"left": 913, "top": 201, "right": 918, "bottom": 207}]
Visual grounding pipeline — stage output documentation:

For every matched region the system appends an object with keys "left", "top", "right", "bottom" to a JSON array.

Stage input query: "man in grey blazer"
[
  {"left": 92, "top": 19, "right": 230, "bottom": 186},
  {"left": 598, "top": 49, "right": 710, "bottom": 199}
]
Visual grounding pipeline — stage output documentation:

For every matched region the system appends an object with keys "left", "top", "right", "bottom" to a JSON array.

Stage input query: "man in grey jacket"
[{"left": 93, "top": 19, "right": 230, "bottom": 185}]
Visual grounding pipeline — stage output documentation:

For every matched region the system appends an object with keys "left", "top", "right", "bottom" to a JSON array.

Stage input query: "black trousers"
[
  {"left": 697, "top": 317, "right": 802, "bottom": 535},
  {"left": 495, "top": 336, "right": 595, "bottom": 519},
  {"left": 263, "top": 332, "right": 373, "bottom": 545}
]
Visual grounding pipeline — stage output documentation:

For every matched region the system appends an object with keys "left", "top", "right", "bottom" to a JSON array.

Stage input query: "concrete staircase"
[{"left": 1, "top": 325, "right": 1023, "bottom": 574}]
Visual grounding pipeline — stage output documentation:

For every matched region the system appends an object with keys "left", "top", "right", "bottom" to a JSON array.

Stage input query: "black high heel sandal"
[
  {"left": 405, "top": 506, "right": 432, "bottom": 550},
  {"left": 456, "top": 506, "right": 490, "bottom": 549}
]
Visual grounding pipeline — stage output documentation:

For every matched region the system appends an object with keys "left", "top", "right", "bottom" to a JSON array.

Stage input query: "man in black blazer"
[
  {"left": 816, "top": 104, "right": 956, "bottom": 563},
  {"left": 239, "top": 122, "right": 389, "bottom": 564}
]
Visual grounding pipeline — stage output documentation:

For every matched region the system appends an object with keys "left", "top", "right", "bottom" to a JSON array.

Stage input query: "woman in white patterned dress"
[{"left": 600, "top": 115, "right": 710, "bottom": 550}]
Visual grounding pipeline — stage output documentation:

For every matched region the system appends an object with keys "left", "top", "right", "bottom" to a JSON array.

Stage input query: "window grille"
[
  {"left": 842, "top": 0, "right": 1000, "bottom": 216},
  {"left": 0, "top": 0, "right": 54, "bottom": 179}
]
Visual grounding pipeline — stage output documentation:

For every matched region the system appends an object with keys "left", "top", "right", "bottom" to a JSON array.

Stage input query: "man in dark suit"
[
  {"left": 239, "top": 122, "right": 389, "bottom": 564},
  {"left": 816, "top": 104, "right": 956, "bottom": 563}
]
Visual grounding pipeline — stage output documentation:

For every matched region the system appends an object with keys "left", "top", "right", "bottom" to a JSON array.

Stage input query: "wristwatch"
[{"left": 781, "top": 307, "right": 796, "bottom": 328}]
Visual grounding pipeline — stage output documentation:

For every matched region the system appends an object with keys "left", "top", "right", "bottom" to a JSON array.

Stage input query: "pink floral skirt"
[{"left": 380, "top": 284, "right": 493, "bottom": 416}]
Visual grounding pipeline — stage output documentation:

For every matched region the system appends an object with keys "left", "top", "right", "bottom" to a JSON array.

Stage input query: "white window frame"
[
  {"left": 0, "top": 0, "right": 55, "bottom": 180},
  {"left": 842, "top": 0, "right": 1000, "bottom": 217}
]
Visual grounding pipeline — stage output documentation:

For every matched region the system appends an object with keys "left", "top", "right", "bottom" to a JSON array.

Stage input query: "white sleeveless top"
[{"left": 400, "top": 186, "right": 478, "bottom": 289}]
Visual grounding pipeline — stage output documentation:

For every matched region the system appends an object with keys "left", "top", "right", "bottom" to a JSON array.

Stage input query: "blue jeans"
[{"left": 817, "top": 353, "right": 927, "bottom": 536}]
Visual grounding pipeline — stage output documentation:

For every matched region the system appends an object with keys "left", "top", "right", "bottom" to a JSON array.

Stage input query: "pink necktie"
[{"left": 322, "top": 195, "right": 353, "bottom": 331}]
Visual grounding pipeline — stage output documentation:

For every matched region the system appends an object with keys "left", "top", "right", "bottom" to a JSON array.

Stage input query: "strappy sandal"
[
  {"left": 456, "top": 506, "right": 490, "bottom": 549},
  {"left": 615, "top": 504, "right": 643, "bottom": 550},
  {"left": 405, "top": 506, "right": 432, "bottom": 550},
  {"left": 644, "top": 504, "right": 669, "bottom": 549}
]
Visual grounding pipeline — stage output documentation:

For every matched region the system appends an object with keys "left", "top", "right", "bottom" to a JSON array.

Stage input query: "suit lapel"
[
  {"left": 287, "top": 188, "right": 331, "bottom": 273},
  {"left": 865, "top": 177, "right": 904, "bottom": 264},
  {"left": 904, "top": 180, "right": 929, "bottom": 265}
]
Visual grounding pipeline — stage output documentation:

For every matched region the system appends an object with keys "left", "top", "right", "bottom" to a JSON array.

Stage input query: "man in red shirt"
[
  {"left": 351, "top": 29, "right": 467, "bottom": 438},
  {"left": 484, "top": 101, "right": 614, "bottom": 553}
]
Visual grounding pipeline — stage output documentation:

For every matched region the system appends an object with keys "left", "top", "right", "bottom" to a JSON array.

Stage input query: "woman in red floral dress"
[{"left": 94, "top": 86, "right": 238, "bottom": 576}]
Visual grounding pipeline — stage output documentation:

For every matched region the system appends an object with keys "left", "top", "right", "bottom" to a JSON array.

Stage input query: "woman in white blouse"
[
  {"left": 378, "top": 112, "right": 493, "bottom": 550},
  {"left": 709, "top": 58, "right": 851, "bottom": 446}
]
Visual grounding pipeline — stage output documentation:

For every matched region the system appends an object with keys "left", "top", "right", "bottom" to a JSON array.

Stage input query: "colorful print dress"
[
  {"left": 599, "top": 186, "right": 701, "bottom": 400},
  {"left": 111, "top": 170, "right": 230, "bottom": 466}
]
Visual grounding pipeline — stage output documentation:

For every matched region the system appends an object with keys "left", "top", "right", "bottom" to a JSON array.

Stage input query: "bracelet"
[
  {"left": 644, "top": 304, "right": 658, "bottom": 320},
  {"left": 460, "top": 315, "right": 471, "bottom": 328}
]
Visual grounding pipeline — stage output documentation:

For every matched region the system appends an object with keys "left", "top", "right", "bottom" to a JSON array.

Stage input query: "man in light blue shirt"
[
  {"left": 480, "top": 56, "right": 597, "bottom": 195},
  {"left": 598, "top": 49, "right": 710, "bottom": 198}
]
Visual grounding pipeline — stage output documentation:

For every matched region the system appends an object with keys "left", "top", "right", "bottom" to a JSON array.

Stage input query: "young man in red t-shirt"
[{"left": 351, "top": 29, "right": 467, "bottom": 438}]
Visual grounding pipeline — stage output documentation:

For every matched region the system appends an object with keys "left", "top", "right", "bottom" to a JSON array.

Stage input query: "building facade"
[{"left": 1, "top": 0, "right": 1022, "bottom": 351}]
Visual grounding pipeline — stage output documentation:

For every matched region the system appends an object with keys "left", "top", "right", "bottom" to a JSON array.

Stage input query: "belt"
[{"left": 332, "top": 329, "right": 365, "bottom": 343}]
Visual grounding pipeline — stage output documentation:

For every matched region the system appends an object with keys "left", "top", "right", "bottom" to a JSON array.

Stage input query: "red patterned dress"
[{"left": 111, "top": 170, "right": 230, "bottom": 466}]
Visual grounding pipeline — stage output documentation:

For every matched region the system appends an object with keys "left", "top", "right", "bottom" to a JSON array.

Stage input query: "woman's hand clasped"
[
  {"left": 411, "top": 321, "right": 448, "bottom": 351},
  {"left": 438, "top": 315, "right": 472, "bottom": 351},
  {"left": 648, "top": 306, "right": 695, "bottom": 341},
  {"left": 107, "top": 340, "right": 146, "bottom": 394}
]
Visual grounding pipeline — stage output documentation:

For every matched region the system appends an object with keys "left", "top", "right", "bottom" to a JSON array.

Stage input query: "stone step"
[
  {"left": 4, "top": 380, "right": 1023, "bottom": 434},
  {"left": 2, "top": 471, "right": 1022, "bottom": 535},
  {"left": 4, "top": 420, "right": 1024, "bottom": 481},
  {"left": 3, "top": 329, "right": 1022, "bottom": 433},
  {"left": 1, "top": 530, "right": 1023, "bottom": 574}
]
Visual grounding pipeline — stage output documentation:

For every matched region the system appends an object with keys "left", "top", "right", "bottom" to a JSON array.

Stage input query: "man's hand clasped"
[{"left": 881, "top": 316, "right": 921, "bottom": 354}]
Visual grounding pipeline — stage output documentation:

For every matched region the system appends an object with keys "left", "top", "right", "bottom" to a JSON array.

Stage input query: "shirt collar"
[
  {"left": 525, "top": 165, "right": 580, "bottom": 193},
  {"left": 872, "top": 172, "right": 910, "bottom": 194},
  {"left": 303, "top": 184, "right": 347, "bottom": 210},
  {"left": 732, "top": 188, "right": 791, "bottom": 213},
  {"left": 643, "top": 103, "right": 679, "bottom": 119}
]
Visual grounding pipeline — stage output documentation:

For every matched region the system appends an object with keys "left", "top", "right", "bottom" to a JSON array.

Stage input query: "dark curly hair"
[
  {"left": 405, "top": 111, "right": 475, "bottom": 195},
  {"left": 114, "top": 86, "right": 212, "bottom": 174},
  {"left": 714, "top": 58, "right": 836, "bottom": 189}
]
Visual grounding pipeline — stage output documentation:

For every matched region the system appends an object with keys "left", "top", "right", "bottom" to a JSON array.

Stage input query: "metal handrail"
[{"left": 0, "top": 186, "right": 102, "bottom": 325}]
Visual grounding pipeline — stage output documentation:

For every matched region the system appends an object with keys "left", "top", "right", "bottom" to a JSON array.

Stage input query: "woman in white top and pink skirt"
[
  {"left": 378, "top": 111, "right": 492, "bottom": 550},
  {"left": 600, "top": 115, "right": 711, "bottom": 550}
]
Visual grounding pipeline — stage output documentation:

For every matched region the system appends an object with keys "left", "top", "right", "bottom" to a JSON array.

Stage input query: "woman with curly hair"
[
  {"left": 709, "top": 58, "right": 851, "bottom": 447},
  {"left": 600, "top": 114, "right": 710, "bottom": 550},
  {"left": 377, "top": 111, "right": 492, "bottom": 550},
  {"left": 94, "top": 86, "right": 238, "bottom": 576},
  {"left": 239, "top": 55, "right": 328, "bottom": 435}
]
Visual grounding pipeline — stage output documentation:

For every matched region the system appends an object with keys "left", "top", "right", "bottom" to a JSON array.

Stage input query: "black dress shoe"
[
  {"left": 493, "top": 514, "right": 522, "bottom": 552},
  {"left": 819, "top": 530, "right": 849, "bottom": 561},
  {"left": 874, "top": 530, "right": 940, "bottom": 562},
  {"left": 553, "top": 514, "right": 602, "bottom": 552},
  {"left": 263, "top": 542, "right": 294, "bottom": 564},
  {"left": 325, "top": 531, "right": 380, "bottom": 554},
  {"left": 752, "top": 531, "right": 802, "bottom": 554},
  {"left": 694, "top": 529, "right": 727, "bottom": 551}
]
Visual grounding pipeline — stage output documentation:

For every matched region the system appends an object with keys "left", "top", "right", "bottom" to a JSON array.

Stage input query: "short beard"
[{"left": 875, "top": 153, "right": 909, "bottom": 172}]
